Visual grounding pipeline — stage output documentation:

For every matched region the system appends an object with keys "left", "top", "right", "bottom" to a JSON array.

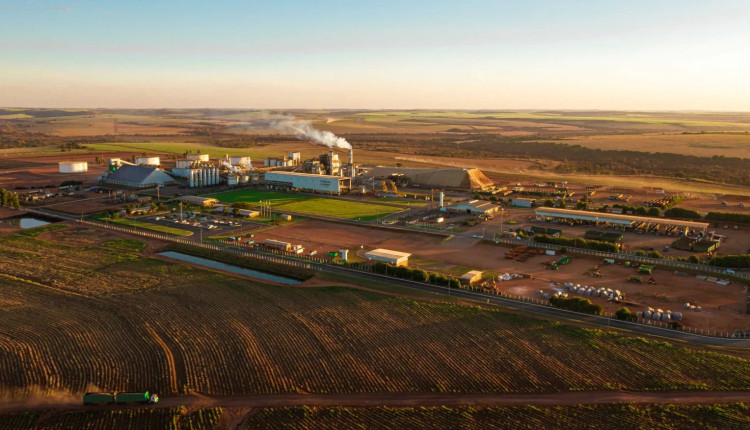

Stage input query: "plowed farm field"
[{"left": 2, "top": 225, "right": 750, "bottom": 403}]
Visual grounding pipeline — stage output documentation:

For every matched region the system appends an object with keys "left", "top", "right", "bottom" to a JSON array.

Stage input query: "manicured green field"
[
  {"left": 276, "top": 198, "right": 402, "bottom": 220},
  {"left": 211, "top": 189, "right": 310, "bottom": 205},
  {"left": 97, "top": 217, "right": 193, "bottom": 236}
]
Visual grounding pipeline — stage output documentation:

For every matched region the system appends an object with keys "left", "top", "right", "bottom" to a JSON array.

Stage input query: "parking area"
[{"left": 138, "top": 213, "right": 261, "bottom": 236}]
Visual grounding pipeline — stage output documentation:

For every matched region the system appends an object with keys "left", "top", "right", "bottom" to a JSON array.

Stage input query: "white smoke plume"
[{"left": 274, "top": 119, "right": 352, "bottom": 150}]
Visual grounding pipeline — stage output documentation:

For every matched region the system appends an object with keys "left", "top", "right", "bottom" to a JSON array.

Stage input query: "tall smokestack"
[
  {"left": 349, "top": 149, "right": 355, "bottom": 178},
  {"left": 329, "top": 150, "right": 334, "bottom": 176}
]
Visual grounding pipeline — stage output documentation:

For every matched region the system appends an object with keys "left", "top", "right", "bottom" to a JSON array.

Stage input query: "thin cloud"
[{"left": 52, "top": 6, "right": 73, "bottom": 13}]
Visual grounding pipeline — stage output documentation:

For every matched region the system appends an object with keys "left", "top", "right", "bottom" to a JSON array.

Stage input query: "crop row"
[
  {"left": 246, "top": 404, "right": 750, "bottom": 430},
  {"left": 2, "top": 235, "right": 750, "bottom": 397},
  {"left": 0, "top": 407, "right": 222, "bottom": 430}
]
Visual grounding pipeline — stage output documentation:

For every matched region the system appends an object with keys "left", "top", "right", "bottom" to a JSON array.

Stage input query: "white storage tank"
[
  {"left": 230, "top": 156, "right": 251, "bottom": 168},
  {"left": 59, "top": 161, "right": 88, "bottom": 173},
  {"left": 135, "top": 156, "right": 160, "bottom": 166},
  {"left": 186, "top": 153, "right": 210, "bottom": 162},
  {"left": 176, "top": 159, "right": 193, "bottom": 169}
]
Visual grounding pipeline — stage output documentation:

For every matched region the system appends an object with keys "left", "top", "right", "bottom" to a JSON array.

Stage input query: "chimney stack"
[
  {"left": 329, "top": 150, "right": 334, "bottom": 175},
  {"left": 349, "top": 149, "right": 355, "bottom": 178}
]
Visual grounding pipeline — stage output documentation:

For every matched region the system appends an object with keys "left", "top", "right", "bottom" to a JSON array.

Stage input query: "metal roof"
[
  {"left": 105, "top": 165, "right": 174, "bottom": 186},
  {"left": 535, "top": 208, "right": 709, "bottom": 230},
  {"left": 460, "top": 270, "right": 483, "bottom": 280},
  {"left": 365, "top": 248, "right": 412, "bottom": 260}
]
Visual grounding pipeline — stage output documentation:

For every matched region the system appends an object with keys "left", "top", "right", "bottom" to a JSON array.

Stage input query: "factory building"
[
  {"left": 135, "top": 156, "right": 160, "bottom": 166},
  {"left": 442, "top": 200, "right": 502, "bottom": 216},
  {"left": 535, "top": 208, "right": 709, "bottom": 234},
  {"left": 264, "top": 171, "right": 350, "bottom": 195},
  {"left": 59, "top": 161, "right": 88, "bottom": 173},
  {"left": 364, "top": 248, "right": 411, "bottom": 267},
  {"left": 100, "top": 165, "right": 175, "bottom": 189}
]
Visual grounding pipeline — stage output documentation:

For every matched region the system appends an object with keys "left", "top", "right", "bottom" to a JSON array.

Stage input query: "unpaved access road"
[{"left": 3, "top": 391, "right": 750, "bottom": 413}]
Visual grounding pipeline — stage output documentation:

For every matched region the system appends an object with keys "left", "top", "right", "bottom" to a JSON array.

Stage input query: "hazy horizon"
[{"left": 2, "top": 0, "right": 749, "bottom": 110}]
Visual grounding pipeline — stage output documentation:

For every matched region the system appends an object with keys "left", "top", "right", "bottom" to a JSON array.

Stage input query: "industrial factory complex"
[{"left": 88, "top": 144, "right": 496, "bottom": 197}]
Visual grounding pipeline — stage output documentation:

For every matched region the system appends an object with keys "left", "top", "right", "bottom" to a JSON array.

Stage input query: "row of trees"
[
  {"left": 532, "top": 234, "right": 620, "bottom": 253},
  {"left": 549, "top": 296, "right": 602, "bottom": 315},
  {"left": 709, "top": 255, "right": 750, "bottom": 269},
  {"left": 0, "top": 188, "right": 21, "bottom": 208},
  {"left": 371, "top": 262, "right": 462, "bottom": 289}
]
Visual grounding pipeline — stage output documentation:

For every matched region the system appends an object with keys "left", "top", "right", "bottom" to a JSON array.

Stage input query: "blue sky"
[{"left": 1, "top": 0, "right": 749, "bottom": 109}]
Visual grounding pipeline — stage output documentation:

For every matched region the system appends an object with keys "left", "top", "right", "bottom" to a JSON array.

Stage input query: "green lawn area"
[
  {"left": 373, "top": 197, "right": 428, "bottom": 207},
  {"left": 95, "top": 216, "right": 193, "bottom": 236},
  {"left": 210, "top": 189, "right": 310, "bottom": 205},
  {"left": 276, "top": 198, "right": 402, "bottom": 220}
]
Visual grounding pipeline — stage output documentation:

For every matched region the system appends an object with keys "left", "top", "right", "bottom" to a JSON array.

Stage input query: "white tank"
[
  {"left": 230, "top": 156, "right": 251, "bottom": 168},
  {"left": 186, "top": 153, "right": 209, "bottom": 162},
  {"left": 59, "top": 161, "right": 88, "bottom": 173},
  {"left": 176, "top": 159, "right": 193, "bottom": 169},
  {"left": 439, "top": 191, "right": 445, "bottom": 207},
  {"left": 135, "top": 156, "right": 160, "bottom": 166}
]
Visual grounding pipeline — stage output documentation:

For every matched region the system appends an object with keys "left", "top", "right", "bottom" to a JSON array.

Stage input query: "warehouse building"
[
  {"left": 511, "top": 198, "right": 535, "bottom": 208},
  {"left": 364, "top": 248, "right": 411, "bottom": 266},
  {"left": 459, "top": 270, "right": 483, "bottom": 285},
  {"left": 442, "top": 200, "right": 502, "bottom": 216},
  {"left": 535, "top": 208, "right": 708, "bottom": 234},
  {"left": 174, "top": 196, "right": 218, "bottom": 207},
  {"left": 100, "top": 165, "right": 175, "bottom": 189},
  {"left": 264, "top": 171, "right": 351, "bottom": 195}
]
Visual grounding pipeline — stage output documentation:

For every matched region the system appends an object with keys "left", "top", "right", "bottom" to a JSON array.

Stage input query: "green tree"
[
  {"left": 647, "top": 207, "right": 661, "bottom": 217},
  {"left": 688, "top": 255, "right": 700, "bottom": 264},
  {"left": 615, "top": 307, "right": 633, "bottom": 321}
]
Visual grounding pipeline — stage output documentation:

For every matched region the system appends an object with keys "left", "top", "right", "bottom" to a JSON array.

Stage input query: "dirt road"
[{"left": 3, "top": 391, "right": 750, "bottom": 414}]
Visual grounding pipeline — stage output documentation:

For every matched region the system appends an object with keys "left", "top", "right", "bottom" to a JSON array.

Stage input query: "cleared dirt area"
[{"left": 260, "top": 219, "right": 750, "bottom": 333}]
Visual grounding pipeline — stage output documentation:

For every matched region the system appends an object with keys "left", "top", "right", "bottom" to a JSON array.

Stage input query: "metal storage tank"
[
  {"left": 59, "top": 161, "right": 88, "bottom": 173},
  {"left": 230, "top": 156, "right": 251, "bottom": 168},
  {"left": 135, "top": 156, "right": 160, "bottom": 166},
  {"left": 176, "top": 159, "right": 193, "bottom": 169},
  {"left": 186, "top": 153, "right": 210, "bottom": 162}
]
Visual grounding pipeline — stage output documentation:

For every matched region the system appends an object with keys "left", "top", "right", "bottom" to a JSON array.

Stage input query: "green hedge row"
[
  {"left": 549, "top": 296, "right": 603, "bottom": 315},
  {"left": 532, "top": 234, "right": 620, "bottom": 252},
  {"left": 372, "top": 262, "right": 461, "bottom": 289}
]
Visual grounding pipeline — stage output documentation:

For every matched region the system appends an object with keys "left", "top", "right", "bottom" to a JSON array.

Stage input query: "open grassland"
[
  {"left": 212, "top": 189, "right": 310, "bottom": 205},
  {"left": 0, "top": 407, "right": 222, "bottom": 430},
  {"left": 83, "top": 141, "right": 317, "bottom": 160},
  {"left": 355, "top": 111, "right": 750, "bottom": 129},
  {"left": 545, "top": 133, "right": 750, "bottom": 159},
  {"left": 94, "top": 216, "right": 193, "bottom": 236},
  {"left": 276, "top": 198, "right": 402, "bottom": 220},
  {"left": 2, "top": 228, "right": 750, "bottom": 400},
  {"left": 249, "top": 404, "right": 750, "bottom": 430}
]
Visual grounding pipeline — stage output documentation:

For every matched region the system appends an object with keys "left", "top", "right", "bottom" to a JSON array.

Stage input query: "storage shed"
[{"left": 364, "top": 248, "right": 411, "bottom": 266}]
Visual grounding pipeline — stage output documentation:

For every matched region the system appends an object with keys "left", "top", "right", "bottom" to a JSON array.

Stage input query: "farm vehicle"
[{"left": 83, "top": 391, "right": 159, "bottom": 405}]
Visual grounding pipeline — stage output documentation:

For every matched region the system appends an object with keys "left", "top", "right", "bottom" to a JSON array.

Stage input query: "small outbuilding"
[
  {"left": 460, "top": 270, "right": 484, "bottom": 285},
  {"left": 364, "top": 248, "right": 411, "bottom": 266},
  {"left": 511, "top": 198, "right": 535, "bottom": 208}
]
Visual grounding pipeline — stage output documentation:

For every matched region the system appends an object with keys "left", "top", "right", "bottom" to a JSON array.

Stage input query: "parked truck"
[{"left": 83, "top": 391, "right": 158, "bottom": 405}]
